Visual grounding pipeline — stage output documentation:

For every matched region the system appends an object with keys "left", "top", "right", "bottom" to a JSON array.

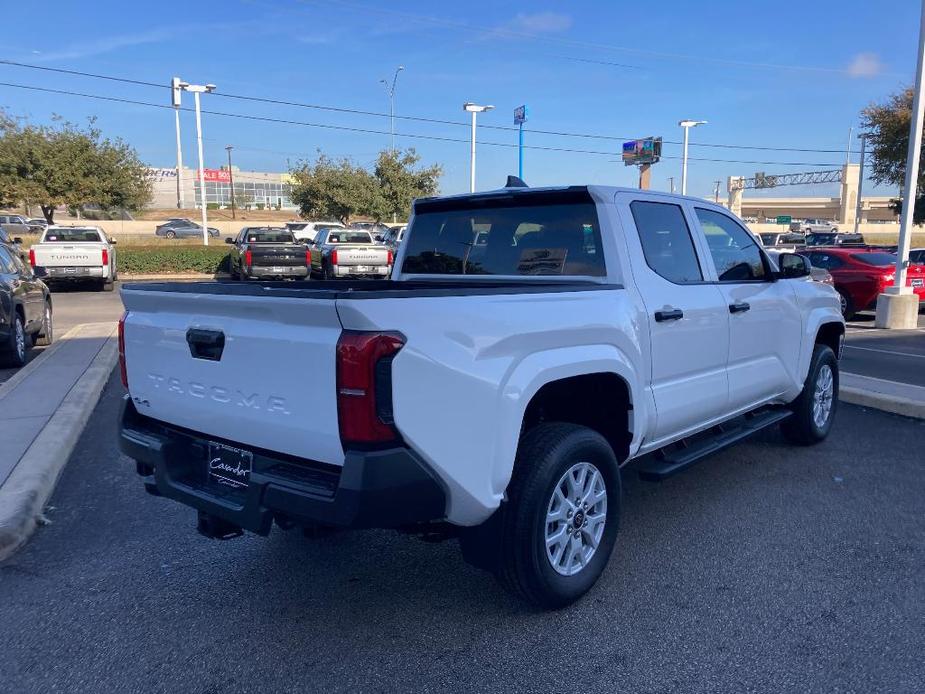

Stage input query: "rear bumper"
[
  {"left": 41, "top": 265, "right": 106, "bottom": 279},
  {"left": 244, "top": 266, "right": 309, "bottom": 279},
  {"left": 118, "top": 396, "right": 446, "bottom": 533},
  {"left": 333, "top": 265, "right": 391, "bottom": 278}
]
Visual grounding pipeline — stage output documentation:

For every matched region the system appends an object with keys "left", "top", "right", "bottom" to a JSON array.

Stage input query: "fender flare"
[{"left": 488, "top": 343, "right": 644, "bottom": 503}]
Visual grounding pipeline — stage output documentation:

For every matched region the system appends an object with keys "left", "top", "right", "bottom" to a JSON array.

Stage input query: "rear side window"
[
  {"left": 0, "top": 247, "right": 14, "bottom": 273},
  {"left": 806, "top": 253, "right": 844, "bottom": 270},
  {"left": 696, "top": 208, "right": 767, "bottom": 281},
  {"left": 630, "top": 201, "right": 703, "bottom": 284},
  {"left": 852, "top": 252, "right": 897, "bottom": 267},
  {"left": 403, "top": 191, "right": 606, "bottom": 276}
]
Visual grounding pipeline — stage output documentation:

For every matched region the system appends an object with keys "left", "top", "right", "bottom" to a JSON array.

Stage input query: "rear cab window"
[
  {"left": 244, "top": 230, "right": 295, "bottom": 243},
  {"left": 43, "top": 228, "right": 104, "bottom": 243},
  {"left": 402, "top": 189, "right": 606, "bottom": 277}
]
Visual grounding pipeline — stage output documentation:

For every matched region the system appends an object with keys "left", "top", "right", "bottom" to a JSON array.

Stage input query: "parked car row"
[{"left": 225, "top": 226, "right": 393, "bottom": 281}]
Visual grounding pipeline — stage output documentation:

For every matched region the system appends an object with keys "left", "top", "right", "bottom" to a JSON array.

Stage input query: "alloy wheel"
[
  {"left": 813, "top": 364, "right": 834, "bottom": 429},
  {"left": 544, "top": 462, "right": 607, "bottom": 577}
]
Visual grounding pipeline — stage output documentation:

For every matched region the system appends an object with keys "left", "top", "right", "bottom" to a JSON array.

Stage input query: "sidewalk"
[
  {"left": 0, "top": 322, "right": 118, "bottom": 560},
  {"left": 840, "top": 372, "right": 925, "bottom": 420}
]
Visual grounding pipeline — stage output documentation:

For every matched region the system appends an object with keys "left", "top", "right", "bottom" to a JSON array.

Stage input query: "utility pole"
[
  {"left": 876, "top": 0, "right": 925, "bottom": 329},
  {"left": 853, "top": 134, "right": 867, "bottom": 235},
  {"left": 463, "top": 102, "right": 494, "bottom": 193},
  {"left": 678, "top": 119, "right": 707, "bottom": 195},
  {"left": 171, "top": 77, "right": 185, "bottom": 209},
  {"left": 380, "top": 65, "right": 404, "bottom": 152},
  {"left": 713, "top": 180, "right": 721, "bottom": 203},
  {"left": 178, "top": 80, "right": 217, "bottom": 245},
  {"left": 226, "top": 145, "right": 236, "bottom": 220}
]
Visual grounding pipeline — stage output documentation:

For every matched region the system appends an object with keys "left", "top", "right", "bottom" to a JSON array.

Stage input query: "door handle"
[
  {"left": 729, "top": 301, "right": 751, "bottom": 314},
  {"left": 654, "top": 308, "right": 684, "bottom": 322}
]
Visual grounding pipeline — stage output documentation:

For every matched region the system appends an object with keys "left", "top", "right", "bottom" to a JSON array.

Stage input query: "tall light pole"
[
  {"left": 668, "top": 176, "right": 675, "bottom": 194},
  {"left": 876, "top": 0, "right": 925, "bottom": 328},
  {"left": 678, "top": 119, "right": 707, "bottom": 196},
  {"left": 170, "top": 77, "right": 185, "bottom": 209},
  {"left": 380, "top": 65, "right": 404, "bottom": 152},
  {"left": 179, "top": 81, "right": 216, "bottom": 245},
  {"left": 463, "top": 102, "right": 494, "bottom": 193},
  {"left": 853, "top": 134, "right": 867, "bottom": 235},
  {"left": 226, "top": 145, "right": 236, "bottom": 220}
]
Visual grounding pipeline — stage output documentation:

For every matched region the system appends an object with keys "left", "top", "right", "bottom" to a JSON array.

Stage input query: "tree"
[
  {"left": 374, "top": 148, "right": 442, "bottom": 221},
  {"left": 0, "top": 111, "right": 152, "bottom": 222},
  {"left": 289, "top": 153, "right": 381, "bottom": 224}
]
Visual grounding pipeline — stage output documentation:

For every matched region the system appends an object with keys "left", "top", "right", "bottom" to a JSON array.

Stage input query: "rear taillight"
[
  {"left": 331, "top": 249, "right": 339, "bottom": 265},
  {"left": 118, "top": 311, "right": 128, "bottom": 388},
  {"left": 244, "top": 249, "right": 252, "bottom": 267},
  {"left": 102, "top": 248, "right": 109, "bottom": 266},
  {"left": 305, "top": 249, "right": 311, "bottom": 266},
  {"left": 336, "top": 331, "right": 405, "bottom": 447},
  {"left": 387, "top": 249, "right": 394, "bottom": 265},
  {"left": 28, "top": 248, "right": 35, "bottom": 267}
]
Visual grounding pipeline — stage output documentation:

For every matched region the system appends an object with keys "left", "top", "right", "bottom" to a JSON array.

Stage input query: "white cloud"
[
  {"left": 847, "top": 52, "right": 883, "bottom": 77},
  {"left": 499, "top": 11, "right": 573, "bottom": 35}
]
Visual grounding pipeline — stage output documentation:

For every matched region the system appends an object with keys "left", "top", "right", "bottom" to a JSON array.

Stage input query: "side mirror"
[
  {"left": 225, "top": 237, "right": 234, "bottom": 244},
  {"left": 33, "top": 266, "right": 48, "bottom": 278},
  {"left": 110, "top": 239, "right": 117, "bottom": 245},
  {"left": 779, "top": 253, "right": 811, "bottom": 279},
  {"left": 13, "top": 237, "right": 22, "bottom": 244}
]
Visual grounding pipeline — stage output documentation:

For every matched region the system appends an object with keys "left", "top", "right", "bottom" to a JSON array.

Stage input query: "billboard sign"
[
  {"left": 514, "top": 105, "right": 529, "bottom": 125},
  {"left": 622, "top": 137, "right": 662, "bottom": 166},
  {"left": 201, "top": 168, "right": 231, "bottom": 182}
]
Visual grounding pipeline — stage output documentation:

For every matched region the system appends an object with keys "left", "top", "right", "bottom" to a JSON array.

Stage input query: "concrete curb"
[
  {"left": 0, "top": 327, "right": 119, "bottom": 562},
  {"left": 839, "top": 387, "right": 925, "bottom": 420}
]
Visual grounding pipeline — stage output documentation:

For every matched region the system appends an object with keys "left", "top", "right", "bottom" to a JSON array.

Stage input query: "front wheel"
[
  {"left": 1, "top": 314, "right": 29, "bottom": 367},
  {"left": 165, "top": 231, "right": 176, "bottom": 239},
  {"left": 485, "top": 423, "right": 621, "bottom": 609},
  {"left": 781, "top": 344, "right": 838, "bottom": 445}
]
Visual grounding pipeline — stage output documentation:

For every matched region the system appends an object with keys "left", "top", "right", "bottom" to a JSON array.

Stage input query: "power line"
[
  {"left": 0, "top": 81, "right": 848, "bottom": 168},
  {"left": 0, "top": 59, "right": 862, "bottom": 155}
]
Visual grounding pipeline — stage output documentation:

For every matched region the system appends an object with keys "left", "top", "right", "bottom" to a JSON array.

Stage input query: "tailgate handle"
[{"left": 186, "top": 328, "right": 225, "bottom": 361}]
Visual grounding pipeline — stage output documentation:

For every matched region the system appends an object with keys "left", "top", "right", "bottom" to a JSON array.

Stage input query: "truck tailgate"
[
  {"left": 333, "top": 245, "right": 389, "bottom": 266},
  {"left": 34, "top": 244, "right": 105, "bottom": 267},
  {"left": 120, "top": 287, "right": 344, "bottom": 465}
]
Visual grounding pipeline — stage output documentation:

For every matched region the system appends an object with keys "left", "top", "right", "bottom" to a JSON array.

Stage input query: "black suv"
[{"left": 0, "top": 244, "right": 52, "bottom": 367}]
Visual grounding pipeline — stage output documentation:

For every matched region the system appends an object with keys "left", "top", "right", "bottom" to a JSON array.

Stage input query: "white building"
[{"left": 148, "top": 167, "right": 296, "bottom": 210}]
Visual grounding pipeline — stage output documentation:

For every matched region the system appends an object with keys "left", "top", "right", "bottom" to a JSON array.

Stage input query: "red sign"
[{"left": 201, "top": 168, "right": 231, "bottom": 182}]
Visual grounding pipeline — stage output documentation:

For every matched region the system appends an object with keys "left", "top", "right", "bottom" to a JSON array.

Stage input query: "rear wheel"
[
  {"left": 165, "top": 231, "right": 176, "bottom": 239},
  {"left": 837, "top": 290, "right": 855, "bottom": 320},
  {"left": 2, "top": 314, "right": 29, "bottom": 367},
  {"left": 464, "top": 423, "right": 621, "bottom": 609},
  {"left": 781, "top": 344, "right": 838, "bottom": 445}
]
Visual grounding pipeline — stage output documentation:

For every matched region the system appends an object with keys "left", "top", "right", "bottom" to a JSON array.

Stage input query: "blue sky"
[{"left": 0, "top": 0, "right": 919, "bottom": 199}]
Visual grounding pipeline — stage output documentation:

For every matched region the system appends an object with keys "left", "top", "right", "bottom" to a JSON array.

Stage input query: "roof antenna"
[{"left": 505, "top": 175, "right": 528, "bottom": 188}]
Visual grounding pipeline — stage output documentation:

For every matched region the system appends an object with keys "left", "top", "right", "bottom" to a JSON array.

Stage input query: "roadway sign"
[
  {"left": 514, "top": 105, "right": 529, "bottom": 125},
  {"left": 777, "top": 215, "right": 792, "bottom": 225}
]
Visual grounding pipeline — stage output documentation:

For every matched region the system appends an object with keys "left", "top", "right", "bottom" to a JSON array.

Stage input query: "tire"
[
  {"left": 1, "top": 313, "right": 29, "bottom": 368},
  {"left": 165, "top": 231, "right": 176, "bottom": 239},
  {"left": 781, "top": 344, "right": 838, "bottom": 445},
  {"left": 34, "top": 301, "right": 53, "bottom": 346},
  {"left": 481, "top": 423, "right": 621, "bottom": 609},
  {"left": 836, "top": 289, "right": 855, "bottom": 320}
]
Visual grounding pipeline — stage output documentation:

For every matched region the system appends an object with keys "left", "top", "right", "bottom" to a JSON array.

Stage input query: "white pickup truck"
[
  {"left": 30, "top": 225, "right": 117, "bottom": 291},
  {"left": 118, "top": 184, "right": 844, "bottom": 608}
]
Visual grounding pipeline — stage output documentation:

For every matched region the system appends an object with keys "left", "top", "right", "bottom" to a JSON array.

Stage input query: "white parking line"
[{"left": 843, "top": 345, "right": 925, "bottom": 359}]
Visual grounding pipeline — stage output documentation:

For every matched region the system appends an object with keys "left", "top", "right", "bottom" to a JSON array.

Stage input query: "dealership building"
[{"left": 148, "top": 167, "right": 296, "bottom": 210}]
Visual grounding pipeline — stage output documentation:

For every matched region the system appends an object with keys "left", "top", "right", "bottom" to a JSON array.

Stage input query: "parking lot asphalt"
[
  {"left": 0, "top": 283, "right": 125, "bottom": 385},
  {"left": 1, "top": 373, "right": 922, "bottom": 693},
  {"left": 844, "top": 311, "right": 925, "bottom": 387}
]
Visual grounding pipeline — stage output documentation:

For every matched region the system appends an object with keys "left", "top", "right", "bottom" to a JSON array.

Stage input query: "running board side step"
[{"left": 637, "top": 408, "right": 792, "bottom": 482}]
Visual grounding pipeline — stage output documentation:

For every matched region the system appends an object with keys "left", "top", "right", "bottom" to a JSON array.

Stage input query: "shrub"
[
  {"left": 116, "top": 245, "right": 230, "bottom": 275},
  {"left": 206, "top": 202, "right": 220, "bottom": 210}
]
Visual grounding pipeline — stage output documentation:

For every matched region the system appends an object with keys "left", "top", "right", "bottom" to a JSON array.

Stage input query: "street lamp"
[
  {"left": 225, "top": 145, "right": 236, "bottom": 220},
  {"left": 678, "top": 119, "right": 707, "bottom": 196},
  {"left": 379, "top": 65, "right": 404, "bottom": 153},
  {"left": 463, "top": 102, "right": 494, "bottom": 193},
  {"left": 178, "top": 80, "right": 216, "bottom": 245}
]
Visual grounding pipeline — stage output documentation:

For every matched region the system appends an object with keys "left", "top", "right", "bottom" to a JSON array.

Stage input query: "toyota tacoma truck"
[
  {"left": 30, "top": 225, "right": 117, "bottom": 291},
  {"left": 118, "top": 183, "right": 845, "bottom": 608}
]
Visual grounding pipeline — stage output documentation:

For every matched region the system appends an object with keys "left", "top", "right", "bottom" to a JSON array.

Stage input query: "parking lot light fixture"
[
  {"left": 463, "top": 102, "right": 494, "bottom": 193},
  {"left": 678, "top": 119, "right": 707, "bottom": 196},
  {"left": 180, "top": 82, "right": 217, "bottom": 245}
]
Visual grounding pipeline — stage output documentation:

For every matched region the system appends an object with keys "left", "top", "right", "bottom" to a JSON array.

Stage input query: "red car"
[{"left": 803, "top": 248, "right": 925, "bottom": 319}]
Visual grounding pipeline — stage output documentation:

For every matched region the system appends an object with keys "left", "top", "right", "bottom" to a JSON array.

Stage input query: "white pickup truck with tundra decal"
[
  {"left": 118, "top": 183, "right": 844, "bottom": 608},
  {"left": 30, "top": 225, "right": 117, "bottom": 291}
]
